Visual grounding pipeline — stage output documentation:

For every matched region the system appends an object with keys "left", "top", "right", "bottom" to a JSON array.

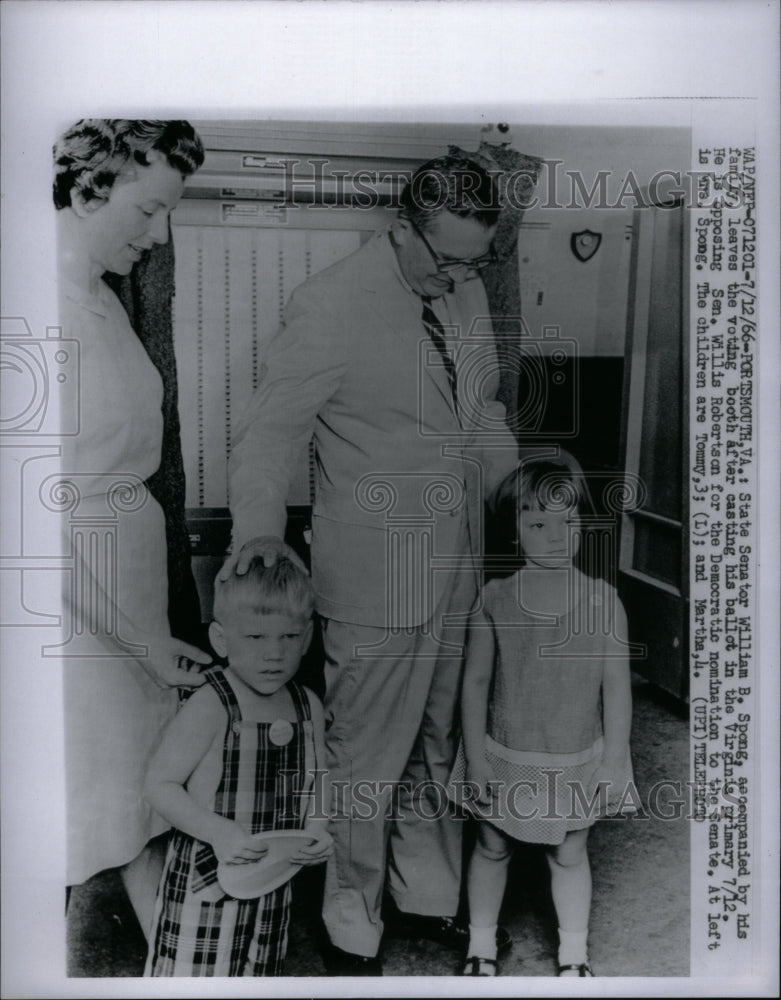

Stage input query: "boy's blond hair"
[{"left": 213, "top": 556, "right": 314, "bottom": 624}]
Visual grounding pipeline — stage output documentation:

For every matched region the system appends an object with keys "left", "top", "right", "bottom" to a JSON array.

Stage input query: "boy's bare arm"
[
  {"left": 460, "top": 607, "right": 498, "bottom": 806},
  {"left": 143, "top": 687, "right": 267, "bottom": 864},
  {"left": 461, "top": 612, "right": 495, "bottom": 765}
]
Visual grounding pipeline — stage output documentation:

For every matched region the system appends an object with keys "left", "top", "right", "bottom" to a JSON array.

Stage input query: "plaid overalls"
[{"left": 145, "top": 668, "right": 315, "bottom": 976}]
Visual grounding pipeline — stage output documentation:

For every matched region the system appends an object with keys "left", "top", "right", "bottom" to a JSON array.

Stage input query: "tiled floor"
[{"left": 67, "top": 676, "right": 689, "bottom": 979}]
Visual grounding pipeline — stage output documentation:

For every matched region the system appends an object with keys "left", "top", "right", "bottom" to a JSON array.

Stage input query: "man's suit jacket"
[{"left": 229, "top": 229, "right": 518, "bottom": 628}]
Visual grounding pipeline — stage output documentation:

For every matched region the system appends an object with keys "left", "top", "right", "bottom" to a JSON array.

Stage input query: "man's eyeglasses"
[{"left": 404, "top": 216, "right": 498, "bottom": 274}]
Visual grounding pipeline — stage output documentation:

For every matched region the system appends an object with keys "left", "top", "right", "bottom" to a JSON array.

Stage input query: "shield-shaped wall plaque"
[{"left": 571, "top": 229, "right": 602, "bottom": 262}]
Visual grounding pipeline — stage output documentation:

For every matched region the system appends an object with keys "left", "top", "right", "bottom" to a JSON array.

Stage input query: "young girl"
[
  {"left": 450, "top": 456, "right": 634, "bottom": 977},
  {"left": 144, "top": 557, "right": 332, "bottom": 976}
]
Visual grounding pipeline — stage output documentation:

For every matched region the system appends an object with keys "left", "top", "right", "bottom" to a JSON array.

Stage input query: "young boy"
[{"left": 144, "top": 557, "right": 332, "bottom": 976}]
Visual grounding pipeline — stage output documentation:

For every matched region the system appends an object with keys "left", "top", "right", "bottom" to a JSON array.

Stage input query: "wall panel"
[{"left": 172, "top": 225, "right": 361, "bottom": 508}]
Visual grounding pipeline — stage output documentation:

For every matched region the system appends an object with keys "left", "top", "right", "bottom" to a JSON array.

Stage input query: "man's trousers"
[{"left": 320, "top": 555, "right": 477, "bottom": 958}]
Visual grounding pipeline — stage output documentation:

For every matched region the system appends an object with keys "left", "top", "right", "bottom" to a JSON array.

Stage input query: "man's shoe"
[
  {"left": 385, "top": 911, "right": 512, "bottom": 957},
  {"left": 323, "top": 943, "right": 383, "bottom": 976}
]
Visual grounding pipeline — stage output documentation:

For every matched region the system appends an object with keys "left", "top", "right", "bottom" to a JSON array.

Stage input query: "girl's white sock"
[
  {"left": 468, "top": 923, "right": 498, "bottom": 961},
  {"left": 558, "top": 927, "right": 588, "bottom": 966}
]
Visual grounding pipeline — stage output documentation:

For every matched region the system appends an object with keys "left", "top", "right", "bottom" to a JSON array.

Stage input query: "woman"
[{"left": 54, "top": 120, "right": 210, "bottom": 936}]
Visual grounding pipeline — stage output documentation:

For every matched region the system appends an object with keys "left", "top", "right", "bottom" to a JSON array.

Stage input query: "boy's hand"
[
  {"left": 139, "top": 636, "right": 212, "bottom": 689},
  {"left": 465, "top": 757, "right": 498, "bottom": 809},
  {"left": 218, "top": 536, "right": 307, "bottom": 581},
  {"left": 212, "top": 820, "right": 269, "bottom": 866},
  {"left": 290, "top": 827, "right": 333, "bottom": 867}
]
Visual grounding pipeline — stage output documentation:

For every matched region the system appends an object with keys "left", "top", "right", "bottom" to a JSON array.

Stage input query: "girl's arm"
[
  {"left": 461, "top": 606, "right": 497, "bottom": 803},
  {"left": 143, "top": 687, "right": 267, "bottom": 864},
  {"left": 601, "top": 598, "right": 633, "bottom": 762},
  {"left": 291, "top": 688, "right": 333, "bottom": 866}
]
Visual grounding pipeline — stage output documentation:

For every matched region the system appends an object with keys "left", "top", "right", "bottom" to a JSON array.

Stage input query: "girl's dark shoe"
[
  {"left": 558, "top": 961, "right": 594, "bottom": 977},
  {"left": 463, "top": 955, "right": 498, "bottom": 976}
]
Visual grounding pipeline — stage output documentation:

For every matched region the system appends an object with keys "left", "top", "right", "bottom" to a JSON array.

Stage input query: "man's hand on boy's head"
[{"left": 218, "top": 535, "right": 307, "bottom": 581}]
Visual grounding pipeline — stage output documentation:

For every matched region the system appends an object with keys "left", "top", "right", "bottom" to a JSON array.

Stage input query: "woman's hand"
[
  {"left": 218, "top": 535, "right": 307, "bottom": 581},
  {"left": 211, "top": 819, "right": 270, "bottom": 866},
  {"left": 291, "top": 826, "right": 334, "bottom": 867},
  {"left": 465, "top": 756, "right": 498, "bottom": 809},
  {"left": 138, "top": 635, "right": 212, "bottom": 689}
]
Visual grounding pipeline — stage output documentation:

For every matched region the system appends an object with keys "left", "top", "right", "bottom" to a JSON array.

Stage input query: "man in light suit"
[{"left": 226, "top": 154, "right": 519, "bottom": 973}]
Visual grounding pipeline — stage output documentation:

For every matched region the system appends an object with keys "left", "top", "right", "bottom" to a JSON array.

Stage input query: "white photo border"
[{"left": 1, "top": 2, "right": 778, "bottom": 998}]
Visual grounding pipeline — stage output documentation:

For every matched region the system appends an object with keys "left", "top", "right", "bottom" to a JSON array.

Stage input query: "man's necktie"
[{"left": 421, "top": 295, "right": 458, "bottom": 411}]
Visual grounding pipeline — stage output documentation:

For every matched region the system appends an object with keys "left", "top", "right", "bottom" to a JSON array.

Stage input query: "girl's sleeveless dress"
[
  {"left": 145, "top": 670, "right": 316, "bottom": 976},
  {"left": 449, "top": 572, "right": 635, "bottom": 845}
]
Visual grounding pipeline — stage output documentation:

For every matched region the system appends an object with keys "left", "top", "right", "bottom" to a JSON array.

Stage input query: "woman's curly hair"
[{"left": 53, "top": 119, "right": 204, "bottom": 209}]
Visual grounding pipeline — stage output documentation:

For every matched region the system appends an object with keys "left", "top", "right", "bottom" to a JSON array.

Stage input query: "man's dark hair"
[{"left": 399, "top": 153, "right": 501, "bottom": 230}]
